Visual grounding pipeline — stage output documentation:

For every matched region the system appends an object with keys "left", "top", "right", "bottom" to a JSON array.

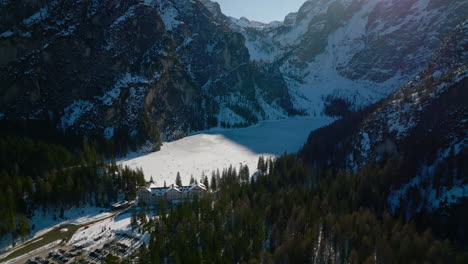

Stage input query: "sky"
[{"left": 214, "top": 0, "right": 307, "bottom": 23}]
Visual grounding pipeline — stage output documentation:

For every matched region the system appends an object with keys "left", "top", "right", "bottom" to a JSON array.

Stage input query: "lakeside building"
[{"left": 137, "top": 182, "right": 207, "bottom": 204}]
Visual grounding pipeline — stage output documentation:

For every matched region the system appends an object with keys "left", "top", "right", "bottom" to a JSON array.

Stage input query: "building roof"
[{"left": 141, "top": 182, "right": 207, "bottom": 196}]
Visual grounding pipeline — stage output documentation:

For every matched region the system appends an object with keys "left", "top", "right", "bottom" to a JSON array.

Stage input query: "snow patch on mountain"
[
  {"left": 242, "top": 35, "right": 282, "bottom": 62},
  {"left": 99, "top": 74, "right": 149, "bottom": 106},
  {"left": 158, "top": 1, "right": 183, "bottom": 31},
  {"left": 257, "top": 97, "right": 288, "bottom": 120},
  {"left": 229, "top": 17, "right": 280, "bottom": 31},
  {"left": 60, "top": 73, "right": 152, "bottom": 130},
  {"left": 280, "top": 0, "right": 403, "bottom": 115},
  {"left": 284, "top": 65, "right": 402, "bottom": 116},
  {"left": 104, "top": 126, "right": 115, "bottom": 139},
  {"left": 388, "top": 138, "right": 468, "bottom": 214},
  {"left": 111, "top": 5, "right": 137, "bottom": 28},
  {"left": 217, "top": 107, "right": 246, "bottom": 126},
  {"left": 143, "top": 0, "right": 157, "bottom": 7},
  {"left": 359, "top": 131, "right": 371, "bottom": 159},
  {"left": 231, "top": 0, "right": 466, "bottom": 118},
  {"left": 385, "top": 100, "right": 419, "bottom": 140},
  {"left": 86, "top": 0, "right": 100, "bottom": 17},
  {"left": 428, "top": 184, "right": 468, "bottom": 211},
  {"left": 23, "top": 7, "right": 49, "bottom": 26},
  {"left": 0, "top": 30, "right": 13, "bottom": 38},
  {"left": 61, "top": 100, "right": 95, "bottom": 130}
]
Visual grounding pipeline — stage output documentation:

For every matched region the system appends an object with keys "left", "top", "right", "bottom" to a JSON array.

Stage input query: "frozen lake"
[{"left": 119, "top": 117, "right": 333, "bottom": 186}]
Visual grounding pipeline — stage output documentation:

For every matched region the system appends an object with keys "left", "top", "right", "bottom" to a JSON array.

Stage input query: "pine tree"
[
  {"left": 203, "top": 176, "right": 209, "bottom": 190},
  {"left": 210, "top": 172, "right": 217, "bottom": 191},
  {"left": 131, "top": 207, "right": 138, "bottom": 232},
  {"left": 257, "top": 156, "right": 265, "bottom": 171},
  {"left": 18, "top": 215, "right": 29, "bottom": 240},
  {"left": 176, "top": 172, "right": 182, "bottom": 186}
]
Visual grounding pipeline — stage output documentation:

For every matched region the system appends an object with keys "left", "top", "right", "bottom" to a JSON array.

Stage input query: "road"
[{"left": 0, "top": 209, "right": 127, "bottom": 264}]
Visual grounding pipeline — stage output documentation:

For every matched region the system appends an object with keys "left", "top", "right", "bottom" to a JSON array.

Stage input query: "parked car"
[
  {"left": 89, "top": 251, "right": 101, "bottom": 259},
  {"left": 74, "top": 244, "right": 84, "bottom": 249}
]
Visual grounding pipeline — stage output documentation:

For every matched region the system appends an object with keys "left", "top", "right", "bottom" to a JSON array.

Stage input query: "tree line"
[
  {"left": 0, "top": 137, "right": 145, "bottom": 243},
  {"left": 130, "top": 155, "right": 467, "bottom": 264}
]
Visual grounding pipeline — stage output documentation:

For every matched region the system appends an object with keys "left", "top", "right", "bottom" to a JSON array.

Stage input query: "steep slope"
[
  {"left": 301, "top": 20, "right": 467, "bottom": 223},
  {"left": 229, "top": 0, "right": 468, "bottom": 115},
  {"left": 0, "top": 0, "right": 294, "bottom": 151}
]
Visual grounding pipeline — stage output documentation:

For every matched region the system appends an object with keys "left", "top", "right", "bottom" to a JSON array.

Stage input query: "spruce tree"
[
  {"left": 175, "top": 172, "right": 182, "bottom": 186},
  {"left": 210, "top": 173, "right": 217, "bottom": 191},
  {"left": 203, "top": 176, "right": 209, "bottom": 190}
]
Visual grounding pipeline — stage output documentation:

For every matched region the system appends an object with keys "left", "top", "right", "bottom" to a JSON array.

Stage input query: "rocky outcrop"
[
  {"left": 1, "top": 0, "right": 466, "bottom": 152},
  {"left": 229, "top": 0, "right": 468, "bottom": 115},
  {"left": 0, "top": 0, "right": 295, "bottom": 149},
  {"left": 301, "top": 20, "right": 468, "bottom": 213}
]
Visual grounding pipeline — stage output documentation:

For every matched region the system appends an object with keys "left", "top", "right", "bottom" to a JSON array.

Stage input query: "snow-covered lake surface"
[{"left": 119, "top": 117, "right": 333, "bottom": 186}]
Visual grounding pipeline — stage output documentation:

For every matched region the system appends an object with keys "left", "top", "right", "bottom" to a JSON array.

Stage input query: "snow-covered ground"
[
  {"left": 1, "top": 209, "right": 145, "bottom": 264},
  {"left": 0, "top": 206, "right": 109, "bottom": 252},
  {"left": 119, "top": 117, "right": 333, "bottom": 186},
  {"left": 1, "top": 116, "right": 333, "bottom": 256},
  {"left": 70, "top": 211, "right": 149, "bottom": 248}
]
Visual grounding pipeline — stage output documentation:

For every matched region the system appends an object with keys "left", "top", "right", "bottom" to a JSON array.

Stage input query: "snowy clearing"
[
  {"left": 0, "top": 206, "right": 110, "bottom": 253},
  {"left": 119, "top": 117, "right": 333, "bottom": 186}
]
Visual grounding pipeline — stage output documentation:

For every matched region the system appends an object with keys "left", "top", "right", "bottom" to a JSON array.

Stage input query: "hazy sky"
[{"left": 214, "top": 0, "right": 306, "bottom": 23}]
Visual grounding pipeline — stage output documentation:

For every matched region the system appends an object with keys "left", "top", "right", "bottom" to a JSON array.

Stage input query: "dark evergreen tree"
[{"left": 175, "top": 172, "right": 182, "bottom": 186}]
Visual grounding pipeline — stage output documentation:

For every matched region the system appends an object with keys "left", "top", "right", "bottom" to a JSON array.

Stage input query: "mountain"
[
  {"left": 301, "top": 20, "right": 467, "bottom": 244},
  {"left": 228, "top": 0, "right": 468, "bottom": 115},
  {"left": 1, "top": 0, "right": 466, "bottom": 153},
  {"left": 0, "top": 0, "right": 467, "bottom": 261},
  {"left": 0, "top": 0, "right": 294, "bottom": 151}
]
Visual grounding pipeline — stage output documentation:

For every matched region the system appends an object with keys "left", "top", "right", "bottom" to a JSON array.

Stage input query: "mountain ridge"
[
  {"left": 301, "top": 20, "right": 467, "bottom": 224},
  {"left": 0, "top": 0, "right": 295, "bottom": 152},
  {"left": 1, "top": 0, "right": 467, "bottom": 154},
  {"left": 226, "top": 0, "right": 467, "bottom": 115}
]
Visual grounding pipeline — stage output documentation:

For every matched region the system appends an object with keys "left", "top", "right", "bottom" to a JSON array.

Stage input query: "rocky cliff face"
[
  {"left": 353, "top": 21, "right": 467, "bottom": 214},
  {"left": 229, "top": 0, "right": 467, "bottom": 115},
  {"left": 1, "top": 0, "right": 466, "bottom": 152},
  {"left": 302, "top": 20, "right": 467, "bottom": 214},
  {"left": 350, "top": 21, "right": 467, "bottom": 167},
  {"left": 0, "top": 0, "right": 294, "bottom": 149}
]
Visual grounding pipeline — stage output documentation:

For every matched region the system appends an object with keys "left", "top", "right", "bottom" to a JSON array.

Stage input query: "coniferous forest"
[
  {"left": 1, "top": 0, "right": 467, "bottom": 263},
  {"left": 132, "top": 155, "right": 467, "bottom": 264},
  {"left": 0, "top": 136, "right": 145, "bottom": 242}
]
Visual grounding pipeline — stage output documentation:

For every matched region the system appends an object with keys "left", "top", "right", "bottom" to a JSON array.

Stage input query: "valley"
[
  {"left": 0, "top": 0, "right": 466, "bottom": 263},
  {"left": 1, "top": 116, "right": 333, "bottom": 263}
]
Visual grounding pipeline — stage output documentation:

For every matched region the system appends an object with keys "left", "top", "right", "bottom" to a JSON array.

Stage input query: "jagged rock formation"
[
  {"left": 0, "top": 0, "right": 294, "bottom": 149},
  {"left": 227, "top": 0, "right": 467, "bottom": 115},
  {"left": 0, "top": 0, "right": 466, "bottom": 152},
  {"left": 302, "top": 20, "right": 467, "bottom": 214}
]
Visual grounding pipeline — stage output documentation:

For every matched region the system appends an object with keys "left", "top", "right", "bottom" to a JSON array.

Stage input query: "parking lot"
[{"left": 23, "top": 232, "right": 140, "bottom": 264}]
